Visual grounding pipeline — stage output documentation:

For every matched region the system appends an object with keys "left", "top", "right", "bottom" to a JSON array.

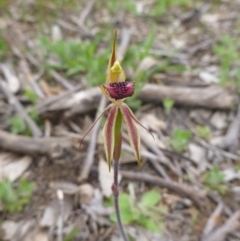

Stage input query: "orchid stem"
[{"left": 112, "top": 160, "right": 129, "bottom": 241}]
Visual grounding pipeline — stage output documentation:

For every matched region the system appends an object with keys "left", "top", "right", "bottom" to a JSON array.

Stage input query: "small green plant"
[
  {"left": 203, "top": 165, "right": 228, "bottom": 195},
  {"left": 64, "top": 227, "right": 80, "bottom": 241},
  {"left": 196, "top": 125, "right": 211, "bottom": 140},
  {"left": 7, "top": 89, "right": 42, "bottom": 135},
  {"left": 150, "top": 0, "right": 193, "bottom": 16},
  {"left": 0, "top": 178, "right": 35, "bottom": 213},
  {"left": 29, "top": 109, "right": 44, "bottom": 127},
  {"left": 0, "top": 33, "right": 8, "bottom": 60},
  {"left": 7, "top": 110, "right": 43, "bottom": 136},
  {"left": 103, "top": 0, "right": 137, "bottom": 15},
  {"left": 234, "top": 163, "right": 240, "bottom": 171},
  {"left": 7, "top": 115, "right": 30, "bottom": 135},
  {"left": 163, "top": 98, "right": 174, "bottom": 115},
  {"left": 41, "top": 36, "right": 109, "bottom": 86},
  {"left": 214, "top": 35, "right": 240, "bottom": 91},
  {"left": 105, "top": 190, "right": 165, "bottom": 233},
  {"left": 24, "top": 88, "right": 38, "bottom": 105},
  {"left": 169, "top": 128, "right": 192, "bottom": 153}
]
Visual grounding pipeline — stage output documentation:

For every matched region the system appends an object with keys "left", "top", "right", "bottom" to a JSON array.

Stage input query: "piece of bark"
[
  {"left": 39, "top": 87, "right": 101, "bottom": 119},
  {"left": 139, "top": 84, "right": 237, "bottom": 109},
  {"left": 0, "top": 130, "right": 71, "bottom": 158}
]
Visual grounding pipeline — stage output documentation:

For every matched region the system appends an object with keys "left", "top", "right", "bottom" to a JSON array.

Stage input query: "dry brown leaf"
[
  {"left": 0, "top": 63, "right": 20, "bottom": 93},
  {"left": 0, "top": 153, "right": 32, "bottom": 181}
]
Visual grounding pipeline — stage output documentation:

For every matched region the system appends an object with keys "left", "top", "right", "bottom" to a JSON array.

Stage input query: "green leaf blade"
[{"left": 139, "top": 190, "right": 161, "bottom": 207}]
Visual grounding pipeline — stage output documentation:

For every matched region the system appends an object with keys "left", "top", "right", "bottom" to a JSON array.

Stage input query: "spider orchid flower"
[{"left": 81, "top": 30, "right": 153, "bottom": 171}]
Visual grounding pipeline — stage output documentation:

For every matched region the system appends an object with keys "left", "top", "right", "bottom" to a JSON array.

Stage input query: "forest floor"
[{"left": 1, "top": 0, "right": 240, "bottom": 241}]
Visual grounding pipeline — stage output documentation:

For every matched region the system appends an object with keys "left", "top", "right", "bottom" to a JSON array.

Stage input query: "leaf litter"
[{"left": 0, "top": 0, "right": 240, "bottom": 240}]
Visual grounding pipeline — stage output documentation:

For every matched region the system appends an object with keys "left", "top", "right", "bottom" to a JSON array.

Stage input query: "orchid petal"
[
  {"left": 79, "top": 104, "right": 112, "bottom": 147},
  {"left": 120, "top": 104, "right": 141, "bottom": 165},
  {"left": 102, "top": 106, "right": 119, "bottom": 171}
]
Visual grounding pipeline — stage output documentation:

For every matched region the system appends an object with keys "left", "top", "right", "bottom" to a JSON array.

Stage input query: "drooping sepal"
[
  {"left": 102, "top": 106, "right": 119, "bottom": 171},
  {"left": 106, "top": 30, "right": 126, "bottom": 84},
  {"left": 108, "top": 30, "right": 117, "bottom": 74},
  {"left": 120, "top": 104, "right": 141, "bottom": 165}
]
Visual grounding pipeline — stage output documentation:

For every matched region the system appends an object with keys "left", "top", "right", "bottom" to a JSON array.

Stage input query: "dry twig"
[
  {"left": 201, "top": 210, "right": 240, "bottom": 241},
  {"left": 0, "top": 80, "right": 42, "bottom": 137},
  {"left": 139, "top": 84, "right": 237, "bottom": 110},
  {"left": 0, "top": 130, "right": 71, "bottom": 158}
]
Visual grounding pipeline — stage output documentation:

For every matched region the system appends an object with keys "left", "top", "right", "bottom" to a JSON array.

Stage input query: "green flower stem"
[{"left": 112, "top": 159, "right": 129, "bottom": 241}]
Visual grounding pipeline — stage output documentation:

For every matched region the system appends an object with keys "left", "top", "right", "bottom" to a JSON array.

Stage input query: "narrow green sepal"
[{"left": 102, "top": 106, "right": 119, "bottom": 171}]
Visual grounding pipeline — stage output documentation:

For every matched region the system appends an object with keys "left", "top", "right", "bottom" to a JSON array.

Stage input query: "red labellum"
[{"left": 103, "top": 82, "right": 134, "bottom": 100}]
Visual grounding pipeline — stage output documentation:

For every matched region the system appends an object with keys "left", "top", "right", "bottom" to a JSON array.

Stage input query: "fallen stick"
[
  {"left": 0, "top": 80, "right": 42, "bottom": 137},
  {"left": 202, "top": 203, "right": 224, "bottom": 237},
  {"left": 39, "top": 84, "right": 237, "bottom": 119},
  {"left": 50, "top": 70, "right": 75, "bottom": 90},
  {"left": 139, "top": 84, "right": 237, "bottom": 109},
  {"left": 201, "top": 210, "right": 240, "bottom": 241},
  {"left": 0, "top": 130, "right": 72, "bottom": 158}
]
